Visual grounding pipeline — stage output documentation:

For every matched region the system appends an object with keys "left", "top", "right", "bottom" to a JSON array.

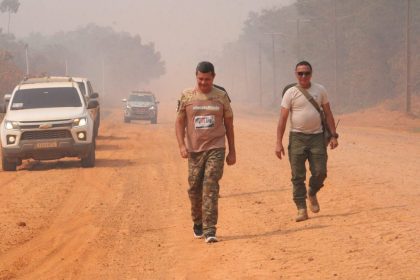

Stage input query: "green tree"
[{"left": 0, "top": 0, "right": 20, "bottom": 34}]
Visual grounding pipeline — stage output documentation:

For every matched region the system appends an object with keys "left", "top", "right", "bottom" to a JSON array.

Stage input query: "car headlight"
[
  {"left": 73, "top": 117, "right": 87, "bottom": 127},
  {"left": 5, "top": 120, "right": 19, "bottom": 130},
  {"left": 126, "top": 105, "right": 132, "bottom": 109},
  {"left": 149, "top": 106, "right": 155, "bottom": 110}
]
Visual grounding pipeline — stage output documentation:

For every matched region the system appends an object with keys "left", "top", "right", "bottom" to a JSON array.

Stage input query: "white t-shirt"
[{"left": 281, "top": 83, "right": 329, "bottom": 134}]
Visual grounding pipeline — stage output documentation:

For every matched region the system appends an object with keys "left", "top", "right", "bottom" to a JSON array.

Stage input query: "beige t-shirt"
[
  {"left": 281, "top": 83, "right": 329, "bottom": 134},
  {"left": 177, "top": 86, "right": 233, "bottom": 152}
]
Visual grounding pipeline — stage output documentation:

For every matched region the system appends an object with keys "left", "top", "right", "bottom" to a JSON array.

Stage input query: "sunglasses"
[{"left": 297, "top": 71, "right": 311, "bottom": 77}]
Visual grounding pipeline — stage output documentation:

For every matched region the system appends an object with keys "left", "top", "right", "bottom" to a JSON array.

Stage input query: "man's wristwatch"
[{"left": 331, "top": 133, "right": 339, "bottom": 139}]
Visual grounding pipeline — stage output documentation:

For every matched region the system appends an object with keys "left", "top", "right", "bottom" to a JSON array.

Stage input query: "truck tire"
[
  {"left": 81, "top": 143, "right": 95, "bottom": 168},
  {"left": 124, "top": 116, "right": 131, "bottom": 123},
  {"left": 151, "top": 116, "right": 157, "bottom": 124},
  {"left": 2, "top": 155, "right": 17, "bottom": 171}
]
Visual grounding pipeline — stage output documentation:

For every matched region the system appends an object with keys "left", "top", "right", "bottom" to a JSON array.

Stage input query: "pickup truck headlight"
[
  {"left": 126, "top": 105, "right": 132, "bottom": 109},
  {"left": 5, "top": 120, "right": 19, "bottom": 130},
  {"left": 73, "top": 117, "right": 87, "bottom": 127},
  {"left": 149, "top": 106, "right": 155, "bottom": 110}
]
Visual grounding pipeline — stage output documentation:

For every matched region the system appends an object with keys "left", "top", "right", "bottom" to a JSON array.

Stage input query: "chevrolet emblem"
[{"left": 39, "top": 123, "right": 53, "bottom": 129}]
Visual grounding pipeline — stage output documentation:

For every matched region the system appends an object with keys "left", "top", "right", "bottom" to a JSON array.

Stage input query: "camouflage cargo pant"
[
  {"left": 288, "top": 132, "right": 328, "bottom": 210},
  {"left": 188, "top": 148, "right": 225, "bottom": 236}
]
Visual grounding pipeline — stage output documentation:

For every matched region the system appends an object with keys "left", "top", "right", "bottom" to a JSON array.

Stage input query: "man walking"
[
  {"left": 276, "top": 61, "right": 339, "bottom": 222},
  {"left": 175, "top": 61, "right": 236, "bottom": 243}
]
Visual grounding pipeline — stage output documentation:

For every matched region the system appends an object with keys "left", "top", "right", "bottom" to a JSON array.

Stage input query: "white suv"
[
  {"left": 0, "top": 77, "right": 98, "bottom": 171},
  {"left": 53, "top": 76, "right": 100, "bottom": 136}
]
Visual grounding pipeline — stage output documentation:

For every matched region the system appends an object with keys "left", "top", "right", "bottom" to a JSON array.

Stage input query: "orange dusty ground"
[{"left": 0, "top": 102, "right": 419, "bottom": 279}]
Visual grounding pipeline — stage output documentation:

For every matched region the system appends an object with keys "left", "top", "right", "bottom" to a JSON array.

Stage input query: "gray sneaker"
[
  {"left": 308, "top": 195, "right": 320, "bottom": 213},
  {"left": 295, "top": 208, "right": 308, "bottom": 222},
  {"left": 204, "top": 233, "right": 218, "bottom": 243}
]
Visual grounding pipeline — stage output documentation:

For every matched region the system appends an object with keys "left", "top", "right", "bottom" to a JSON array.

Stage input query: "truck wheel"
[
  {"left": 81, "top": 143, "right": 95, "bottom": 168},
  {"left": 124, "top": 117, "right": 131, "bottom": 123},
  {"left": 151, "top": 116, "right": 157, "bottom": 124},
  {"left": 2, "top": 156, "right": 17, "bottom": 171}
]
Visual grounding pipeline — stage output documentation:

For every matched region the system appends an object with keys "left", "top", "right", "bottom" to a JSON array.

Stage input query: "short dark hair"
[
  {"left": 196, "top": 61, "right": 215, "bottom": 75},
  {"left": 295, "top": 61, "right": 312, "bottom": 72}
]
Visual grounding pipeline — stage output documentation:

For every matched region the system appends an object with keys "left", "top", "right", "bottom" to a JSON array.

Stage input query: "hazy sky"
[{"left": 2, "top": 0, "right": 295, "bottom": 95}]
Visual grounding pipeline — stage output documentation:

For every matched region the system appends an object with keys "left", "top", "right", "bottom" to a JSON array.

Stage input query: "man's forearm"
[
  {"left": 175, "top": 117, "right": 186, "bottom": 148},
  {"left": 277, "top": 108, "right": 289, "bottom": 144},
  {"left": 277, "top": 122, "right": 286, "bottom": 144},
  {"left": 325, "top": 112, "right": 337, "bottom": 135},
  {"left": 224, "top": 117, "right": 235, "bottom": 153}
]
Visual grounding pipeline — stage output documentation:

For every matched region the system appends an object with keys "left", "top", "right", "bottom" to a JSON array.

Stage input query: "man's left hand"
[
  {"left": 330, "top": 137, "right": 339, "bottom": 149},
  {"left": 226, "top": 151, "right": 236, "bottom": 165}
]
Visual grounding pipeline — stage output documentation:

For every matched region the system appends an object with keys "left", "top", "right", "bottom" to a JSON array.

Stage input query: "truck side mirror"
[
  {"left": 87, "top": 100, "right": 99, "bottom": 109},
  {"left": 91, "top": 92, "right": 99, "bottom": 99},
  {"left": 4, "top": 94, "right": 11, "bottom": 102}
]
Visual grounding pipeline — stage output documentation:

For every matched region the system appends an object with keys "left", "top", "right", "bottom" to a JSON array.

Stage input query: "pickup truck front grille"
[
  {"left": 21, "top": 130, "right": 72, "bottom": 140},
  {"left": 19, "top": 123, "right": 73, "bottom": 129}
]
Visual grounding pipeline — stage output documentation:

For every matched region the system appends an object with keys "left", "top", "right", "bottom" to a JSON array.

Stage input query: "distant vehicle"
[
  {"left": 52, "top": 76, "right": 101, "bottom": 137},
  {"left": 122, "top": 91, "right": 159, "bottom": 124},
  {"left": 0, "top": 77, "right": 98, "bottom": 171}
]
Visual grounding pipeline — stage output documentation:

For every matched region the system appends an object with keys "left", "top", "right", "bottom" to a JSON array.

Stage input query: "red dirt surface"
[{"left": 0, "top": 102, "right": 419, "bottom": 279}]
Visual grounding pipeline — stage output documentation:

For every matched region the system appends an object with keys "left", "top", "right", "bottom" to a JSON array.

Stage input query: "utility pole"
[
  {"left": 286, "top": 19, "right": 311, "bottom": 61},
  {"left": 406, "top": 0, "right": 411, "bottom": 114},
  {"left": 243, "top": 45, "right": 249, "bottom": 100},
  {"left": 297, "top": 19, "right": 301, "bottom": 60},
  {"left": 258, "top": 42, "right": 263, "bottom": 107},
  {"left": 24, "top": 44, "right": 29, "bottom": 76},
  {"left": 265, "top": 32, "right": 284, "bottom": 102},
  {"left": 333, "top": 0, "right": 338, "bottom": 99},
  {"left": 271, "top": 34, "right": 277, "bottom": 101},
  {"left": 102, "top": 57, "right": 105, "bottom": 96}
]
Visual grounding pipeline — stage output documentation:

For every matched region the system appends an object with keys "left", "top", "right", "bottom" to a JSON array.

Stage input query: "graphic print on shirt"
[{"left": 194, "top": 115, "right": 215, "bottom": 129}]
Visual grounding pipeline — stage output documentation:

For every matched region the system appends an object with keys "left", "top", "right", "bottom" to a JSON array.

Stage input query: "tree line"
[
  {"left": 215, "top": 0, "right": 419, "bottom": 113},
  {"left": 0, "top": 0, "right": 165, "bottom": 103}
]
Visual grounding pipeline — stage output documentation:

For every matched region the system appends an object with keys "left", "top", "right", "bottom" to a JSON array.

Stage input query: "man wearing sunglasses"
[{"left": 275, "top": 61, "right": 339, "bottom": 222}]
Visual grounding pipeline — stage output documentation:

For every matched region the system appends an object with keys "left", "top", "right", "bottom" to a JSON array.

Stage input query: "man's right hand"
[
  {"left": 275, "top": 143, "right": 285, "bottom": 159},
  {"left": 179, "top": 145, "right": 188, "bottom": 158}
]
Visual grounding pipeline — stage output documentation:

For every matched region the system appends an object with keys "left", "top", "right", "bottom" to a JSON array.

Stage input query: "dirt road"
[{"left": 0, "top": 103, "right": 419, "bottom": 279}]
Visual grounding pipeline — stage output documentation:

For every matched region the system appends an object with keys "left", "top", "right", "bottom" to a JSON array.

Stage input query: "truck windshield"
[
  {"left": 128, "top": 95, "right": 153, "bottom": 102},
  {"left": 11, "top": 87, "right": 82, "bottom": 110}
]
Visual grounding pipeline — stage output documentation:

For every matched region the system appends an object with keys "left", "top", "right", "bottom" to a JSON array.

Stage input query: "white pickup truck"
[{"left": 0, "top": 77, "right": 98, "bottom": 171}]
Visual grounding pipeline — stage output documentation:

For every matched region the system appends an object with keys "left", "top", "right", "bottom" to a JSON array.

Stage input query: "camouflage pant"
[
  {"left": 288, "top": 132, "right": 328, "bottom": 210},
  {"left": 188, "top": 148, "right": 225, "bottom": 235}
]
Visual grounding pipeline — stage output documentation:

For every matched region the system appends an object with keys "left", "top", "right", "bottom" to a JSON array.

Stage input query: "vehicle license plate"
[{"left": 36, "top": 142, "right": 58, "bottom": 149}]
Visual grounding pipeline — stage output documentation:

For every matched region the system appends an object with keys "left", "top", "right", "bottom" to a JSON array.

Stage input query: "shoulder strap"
[
  {"left": 282, "top": 83, "right": 297, "bottom": 97},
  {"left": 295, "top": 85, "right": 322, "bottom": 113},
  {"left": 214, "top": 84, "right": 231, "bottom": 103}
]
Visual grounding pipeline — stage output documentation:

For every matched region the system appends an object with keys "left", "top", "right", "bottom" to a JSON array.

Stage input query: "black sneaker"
[
  {"left": 193, "top": 224, "right": 203, "bottom": 238},
  {"left": 204, "top": 233, "right": 218, "bottom": 243}
]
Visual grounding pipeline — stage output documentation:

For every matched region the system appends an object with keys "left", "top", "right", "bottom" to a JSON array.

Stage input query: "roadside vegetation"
[{"left": 215, "top": 0, "right": 420, "bottom": 114}]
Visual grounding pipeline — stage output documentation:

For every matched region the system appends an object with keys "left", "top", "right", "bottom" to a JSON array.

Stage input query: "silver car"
[{"left": 122, "top": 91, "right": 159, "bottom": 124}]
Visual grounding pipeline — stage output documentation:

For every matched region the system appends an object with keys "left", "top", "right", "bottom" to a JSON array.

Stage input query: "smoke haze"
[{"left": 3, "top": 0, "right": 294, "bottom": 101}]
